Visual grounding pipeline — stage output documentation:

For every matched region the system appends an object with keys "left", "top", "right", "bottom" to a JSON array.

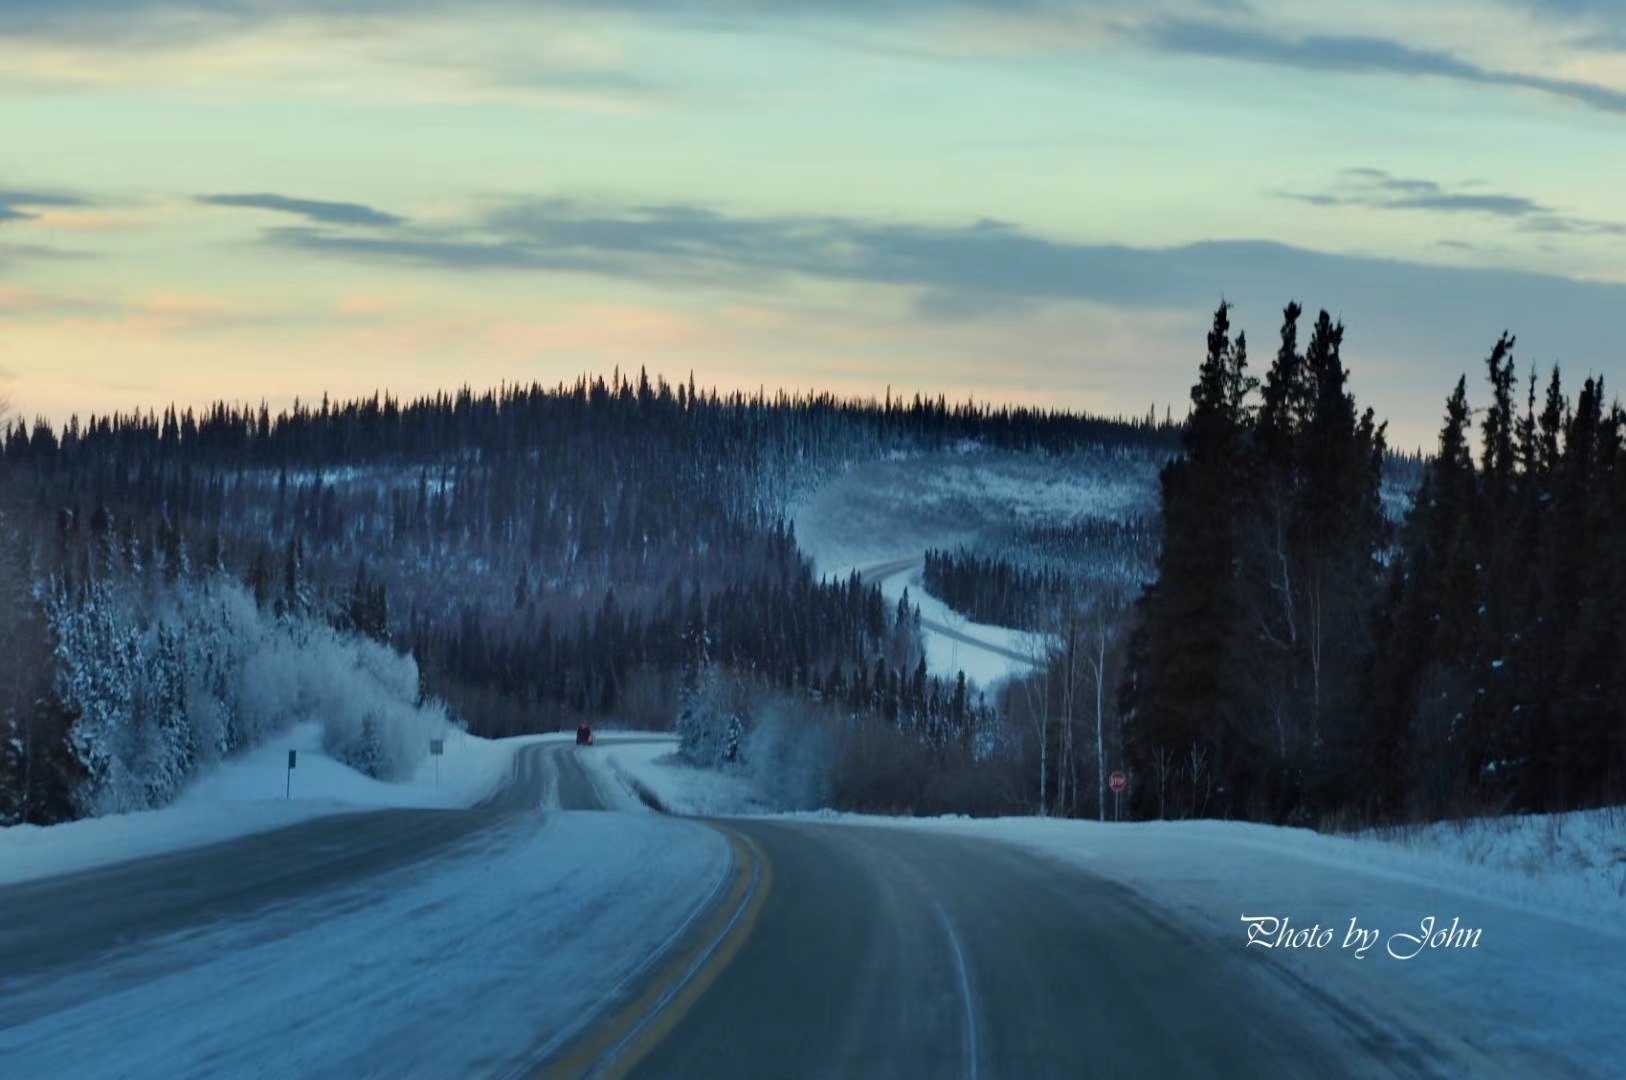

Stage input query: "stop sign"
[{"left": 1109, "top": 771, "right": 1127, "bottom": 793}]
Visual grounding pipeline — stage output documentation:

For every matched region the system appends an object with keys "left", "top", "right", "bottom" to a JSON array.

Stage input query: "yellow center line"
[{"left": 533, "top": 824, "right": 773, "bottom": 1080}]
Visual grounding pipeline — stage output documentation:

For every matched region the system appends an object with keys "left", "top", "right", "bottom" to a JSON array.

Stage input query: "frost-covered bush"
[
  {"left": 745, "top": 699, "right": 834, "bottom": 811},
  {"left": 676, "top": 664, "right": 750, "bottom": 768},
  {"left": 50, "top": 573, "right": 449, "bottom": 816},
  {"left": 674, "top": 667, "right": 834, "bottom": 810}
]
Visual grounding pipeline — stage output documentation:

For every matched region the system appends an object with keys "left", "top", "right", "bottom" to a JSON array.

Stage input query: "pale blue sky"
[{"left": 2, "top": 0, "right": 1624, "bottom": 448}]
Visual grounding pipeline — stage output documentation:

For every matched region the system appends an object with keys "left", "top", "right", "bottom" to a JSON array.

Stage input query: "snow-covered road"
[{"left": 0, "top": 740, "right": 732, "bottom": 1080}]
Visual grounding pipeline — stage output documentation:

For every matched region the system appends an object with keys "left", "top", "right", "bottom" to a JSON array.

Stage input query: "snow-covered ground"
[
  {"left": 8, "top": 715, "right": 1619, "bottom": 1076},
  {"left": 0, "top": 723, "right": 543, "bottom": 885},
  {"left": 584, "top": 736, "right": 770, "bottom": 817},
  {"left": 1352, "top": 807, "right": 1626, "bottom": 922},
  {"left": 2, "top": 808, "right": 732, "bottom": 1080},
  {"left": 920, "top": 813, "right": 1624, "bottom": 1077}
]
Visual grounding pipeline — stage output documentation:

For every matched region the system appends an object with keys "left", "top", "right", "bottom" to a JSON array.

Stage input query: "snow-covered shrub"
[
  {"left": 50, "top": 580, "right": 143, "bottom": 815},
  {"left": 306, "top": 630, "right": 448, "bottom": 780},
  {"left": 744, "top": 698, "right": 834, "bottom": 811},
  {"left": 50, "top": 573, "right": 450, "bottom": 816},
  {"left": 676, "top": 664, "right": 750, "bottom": 768}
]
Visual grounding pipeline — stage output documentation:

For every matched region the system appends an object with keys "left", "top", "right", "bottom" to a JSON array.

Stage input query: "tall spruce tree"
[{"left": 1122, "top": 302, "right": 1253, "bottom": 818}]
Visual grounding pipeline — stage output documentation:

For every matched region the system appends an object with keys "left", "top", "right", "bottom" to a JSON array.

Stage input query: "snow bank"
[
  {"left": 180, "top": 721, "right": 529, "bottom": 811},
  {"left": 2, "top": 810, "right": 733, "bottom": 1080},
  {"left": 1355, "top": 806, "right": 1626, "bottom": 922},
  {"left": 0, "top": 726, "right": 546, "bottom": 885},
  {"left": 584, "top": 735, "right": 773, "bottom": 817}
]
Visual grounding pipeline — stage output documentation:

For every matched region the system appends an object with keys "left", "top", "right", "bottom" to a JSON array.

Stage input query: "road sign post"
[
  {"left": 286, "top": 749, "right": 297, "bottom": 800},
  {"left": 1109, "top": 770, "right": 1127, "bottom": 821}
]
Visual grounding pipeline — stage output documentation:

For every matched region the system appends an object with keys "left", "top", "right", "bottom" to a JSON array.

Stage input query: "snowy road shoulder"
[
  {"left": 578, "top": 735, "right": 773, "bottom": 818},
  {"left": 0, "top": 724, "right": 551, "bottom": 885}
]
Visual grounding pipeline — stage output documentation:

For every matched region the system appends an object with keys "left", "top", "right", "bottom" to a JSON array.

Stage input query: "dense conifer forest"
[
  {"left": 0, "top": 375, "right": 1174, "bottom": 823},
  {"left": 923, "top": 517, "right": 1158, "bottom": 633},
  {"left": 1114, "top": 303, "right": 1626, "bottom": 827}
]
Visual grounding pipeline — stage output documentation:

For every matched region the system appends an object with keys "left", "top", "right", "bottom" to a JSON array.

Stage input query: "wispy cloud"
[
  {"left": 0, "top": 189, "right": 89, "bottom": 224},
  {"left": 0, "top": 284, "right": 117, "bottom": 317},
  {"left": 1505, "top": 2, "right": 1626, "bottom": 50},
  {"left": 197, "top": 193, "right": 406, "bottom": 228},
  {"left": 1280, "top": 168, "right": 1626, "bottom": 235},
  {"left": 0, "top": 241, "right": 95, "bottom": 269},
  {"left": 0, "top": 0, "right": 1054, "bottom": 43},
  {"left": 258, "top": 199, "right": 1626, "bottom": 354},
  {"left": 1511, "top": 0, "right": 1626, "bottom": 25},
  {"left": 1144, "top": 19, "right": 1626, "bottom": 113},
  {"left": 221, "top": 195, "right": 1626, "bottom": 453},
  {"left": 4, "top": 0, "right": 1624, "bottom": 124}
]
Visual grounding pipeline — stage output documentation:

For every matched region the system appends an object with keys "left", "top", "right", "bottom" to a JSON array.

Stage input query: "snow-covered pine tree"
[{"left": 137, "top": 623, "right": 194, "bottom": 807}]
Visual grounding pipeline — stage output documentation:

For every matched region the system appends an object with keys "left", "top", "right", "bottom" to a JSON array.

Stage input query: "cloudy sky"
[{"left": 2, "top": 0, "right": 1624, "bottom": 448}]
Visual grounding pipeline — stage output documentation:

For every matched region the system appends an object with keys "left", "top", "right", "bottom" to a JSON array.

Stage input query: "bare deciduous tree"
[
  {"left": 1019, "top": 631, "right": 1055, "bottom": 815},
  {"left": 1152, "top": 743, "right": 1174, "bottom": 819},
  {"left": 1188, "top": 740, "right": 1211, "bottom": 818},
  {"left": 1079, "top": 587, "right": 1126, "bottom": 821}
]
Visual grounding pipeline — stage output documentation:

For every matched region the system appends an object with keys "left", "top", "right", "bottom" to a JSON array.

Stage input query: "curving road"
[
  {"left": 2, "top": 738, "right": 1533, "bottom": 1079},
  {"left": 856, "top": 557, "right": 1038, "bottom": 668},
  {"left": 602, "top": 819, "right": 1459, "bottom": 1080}
]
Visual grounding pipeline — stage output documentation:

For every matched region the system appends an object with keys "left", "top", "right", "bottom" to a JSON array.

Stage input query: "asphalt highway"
[
  {"left": 2, "top": 738, "right": 1515, "bottom": 1080},
  {"left": 0, "top": 740, "right": 597, "bottom": 984},
  {"left": 616, "top": 820, "right": 1398, "bottom": 1080}
]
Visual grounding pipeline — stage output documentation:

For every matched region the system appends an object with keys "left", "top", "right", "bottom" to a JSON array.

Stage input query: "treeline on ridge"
[{"left": 0, "top": 373, "right": 1171, "bottom": 824}]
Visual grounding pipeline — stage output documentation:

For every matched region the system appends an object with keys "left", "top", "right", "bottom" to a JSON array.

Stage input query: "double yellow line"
[{"left": 535, "top": 825, "right": 773, "bottom": 1080}]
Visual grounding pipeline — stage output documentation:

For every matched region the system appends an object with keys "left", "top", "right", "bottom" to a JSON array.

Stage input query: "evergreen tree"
[{"left": 1122, "top": 302, "right": 1253, "bottom": 818}]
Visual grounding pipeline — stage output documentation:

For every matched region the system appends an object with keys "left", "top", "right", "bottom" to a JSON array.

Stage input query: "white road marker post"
[
  {"left": 430, "top": 738, "right": 444, "bottom": 787},
  {"left": 286, "top": 749, "right": 297, "bottom": 800}
]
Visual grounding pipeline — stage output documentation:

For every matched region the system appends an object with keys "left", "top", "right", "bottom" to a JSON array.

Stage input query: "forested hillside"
[{"left": 0, "top": 375, "right": 1173, "bottom": 824}]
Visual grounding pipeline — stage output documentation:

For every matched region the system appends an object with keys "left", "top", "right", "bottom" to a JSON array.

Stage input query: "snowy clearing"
[
  {"left": 0, "top": 724, "right": 548, "bottom": 885},
  {"left": 1, "top": 809, "right": 733, "bottom": 1080},
  {"left": 791, "top": 446, "right": 1160, "bottom": 579},
  {"left": 792, "top": 446, "right": 1143, "bottom": 692}
]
